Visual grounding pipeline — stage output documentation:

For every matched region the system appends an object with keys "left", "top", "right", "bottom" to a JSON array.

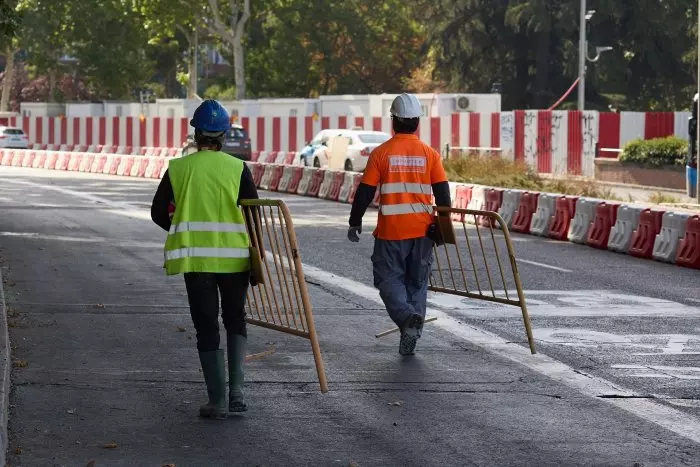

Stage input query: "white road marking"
[
  {"left": 299, "top": 262, "right": 700, "bottom": 445},
  {"left": 428, "top": 290, "right": 700, "bottom": 317},
  {"left": 517, "top": 259, "right": 572, "bottom": 272},
  {"left": 612, "top": 365, "right": 700, "bottom": 380},
  {"left": 0, "top": 232, "right": 162, "bottom": 248},
  {"left": 536, "top": 329, "right": 700, "bottom": 355}
]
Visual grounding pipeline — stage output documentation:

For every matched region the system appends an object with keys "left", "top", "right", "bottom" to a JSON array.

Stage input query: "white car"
[
  {"left": 311, "top": 129, "right": 391, "bottom": 172},
  {"left": 0, "top": 127, "right": 29, "bottom": 149}
]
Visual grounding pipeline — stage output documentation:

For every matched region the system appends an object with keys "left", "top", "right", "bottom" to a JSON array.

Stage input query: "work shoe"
[
  {"left": 227, "top": 334, "right": 248, "bottom": 413},
  {"left": 198, "top": 349, "right": 228, "bottom": 419},
  {"left": 399, "top": 314, "right": 424, "bottom": 356}
]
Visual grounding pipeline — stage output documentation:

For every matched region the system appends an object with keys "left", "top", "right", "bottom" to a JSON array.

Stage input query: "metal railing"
[
  {"left": 429, "top": 207, "right": 536, "bottom": 354},
  {"left": 241, "top": 199, "right": 329, "bottom": 392}
]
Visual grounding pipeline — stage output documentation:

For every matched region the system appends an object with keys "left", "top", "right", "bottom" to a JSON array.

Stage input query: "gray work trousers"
[{"left": 371, "top": 237, "right": 434, "bottom": 330}]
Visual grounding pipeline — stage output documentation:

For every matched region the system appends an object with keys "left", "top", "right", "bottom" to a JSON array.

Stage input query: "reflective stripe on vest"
[
  {"left": 166, "top": 247, "right": 250, "bottom": 261},
  {"left": 380, "top": 182, "right": 432, "bottom": 195},
  {"left": 169, "top": 221, "right": 248, "bottom": 235},
  {"left": 381, "top": 203, "right": 433, "bottom": 216}
]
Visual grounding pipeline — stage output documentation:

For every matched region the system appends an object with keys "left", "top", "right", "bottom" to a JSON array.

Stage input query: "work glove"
[{"left": 347, "top": 226, "right": 362, "bottom": 243}]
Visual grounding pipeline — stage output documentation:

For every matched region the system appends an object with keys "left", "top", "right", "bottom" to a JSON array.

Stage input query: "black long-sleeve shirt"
[
  {"left": 150, "top": 163, "right": 259, "bottom": 232},
  {"left": 349, "top": 181, "right": 452, "bottom": 227}
]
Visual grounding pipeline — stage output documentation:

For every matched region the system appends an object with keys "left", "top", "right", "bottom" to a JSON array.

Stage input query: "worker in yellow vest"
[{"left": 151, "top": 100, "right": 259, "bottom": 419}]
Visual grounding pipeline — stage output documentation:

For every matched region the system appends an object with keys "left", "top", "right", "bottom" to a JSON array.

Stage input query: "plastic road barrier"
[
  {"left": 568, "top": 198, "right": 600, "bottom": 244},
  {"left": 511, "top": 192, "right": 540, "bottom": 234},
  {"left": 607, "top": 206, "right": 643, "bottom": 253},
  {"left": 653, "top": 212, "right": 690, "bottom": 263},
  {"left": 497, "top": 190, "right": 523, "bottom": 229},
  {"left": 676, "top": 215, "right": 700, "bottom": 269},
  {"left": 530, "top": 193, "right": 556, "bottom": 237}
]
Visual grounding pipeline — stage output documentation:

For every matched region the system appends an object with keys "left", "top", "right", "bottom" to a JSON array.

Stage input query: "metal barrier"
[
  {"left": 241, "top": 199, "right": 329, "bottom": 392},
  {"left": 429, "top": 207, "right": 536, "bottom": 354}
]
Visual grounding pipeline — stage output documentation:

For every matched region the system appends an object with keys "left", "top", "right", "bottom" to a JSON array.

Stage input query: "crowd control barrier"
[
  {"left": 241, "top": 199, "right": 329, "bottom": 393},
  {"left": 428, "top": 207, "right": 536, "bottom": 354}
]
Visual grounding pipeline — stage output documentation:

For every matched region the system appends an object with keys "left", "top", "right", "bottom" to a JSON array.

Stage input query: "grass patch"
[
  {"left": 648, "top": 191, "right": 681, "bottom": 205},
  {"left": 443, "top": 155, "right": 619, "bottom": 200}
]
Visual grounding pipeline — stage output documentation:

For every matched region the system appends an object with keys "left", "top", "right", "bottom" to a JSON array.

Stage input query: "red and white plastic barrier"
[{"left": 3, "top": 149, "right": 697, "bottom": 270}]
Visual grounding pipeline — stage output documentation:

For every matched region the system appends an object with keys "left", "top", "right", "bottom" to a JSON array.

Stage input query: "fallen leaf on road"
[
  {"left": 102, "top": 443, "right": 118, "bottom": 449},
  {"left": 388, "top": 401, "right": 403, "bottom": 407},
  {"left": 176, "top": 326, "right": 186, "bottom": 332},
  {"left": 15, "top": 447, "right": 22, "bottom": 455},
  {"left": 13, "top": 360, "right": 28, "bottom": 368},
  {"left": 95, "top": 304, "right": 105, "bottom": 309},
  {"left": 86, "top": 461, "right": 96, "bottom": 467},
  {"left": 162, "top": 464, "right": 176, "bottom": 467}
]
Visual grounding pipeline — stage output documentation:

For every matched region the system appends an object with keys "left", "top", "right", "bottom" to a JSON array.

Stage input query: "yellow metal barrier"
[
  {"left": 429, "top": 207, "right": 536, "bottom": 354},
  {"left": 241, "top": 199, "right": 329, "bottom": 392}
]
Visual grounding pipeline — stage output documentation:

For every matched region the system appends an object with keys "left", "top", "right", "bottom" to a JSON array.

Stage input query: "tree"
[
  {"left": 0, "top": 0, "right": 20, "bottom": 111},
  {"left": 204, "top": 0, "right": 250, "bottom": 99},
  {"left": 67, "top": 0, "right": 153, "bottom": 99},
  {"left": 245, "top": 0, "right": 424, "bottom": 97},
  {"left": 134, "top": 0, "right": 207, "bottom": 98},
  {"left": 16, "top": 0, "right": 73, "bottom": 102}
]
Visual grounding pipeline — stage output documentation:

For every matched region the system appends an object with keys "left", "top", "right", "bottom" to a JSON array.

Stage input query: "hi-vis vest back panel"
[
  {"left": 164, "top": 151, "right": 250, "bottom": 275},
  {"left": 361, "top": 134, "right": 448, "bottom": 241}
]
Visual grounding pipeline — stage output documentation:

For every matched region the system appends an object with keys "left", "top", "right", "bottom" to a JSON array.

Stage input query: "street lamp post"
[
  {"left": 578, "top": 0, "right": 586, "bottom": 110},
  {"left": 578, "top": 2, "right": 612, "bottom": 111}
]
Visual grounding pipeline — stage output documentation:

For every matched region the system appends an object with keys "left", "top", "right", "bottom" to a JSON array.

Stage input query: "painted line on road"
[
  {"left": 517, "top": 259, "right": 572, "bottom": 273},
  {"left": 299, "top": 262, "right": 700, "bottom": 445}
]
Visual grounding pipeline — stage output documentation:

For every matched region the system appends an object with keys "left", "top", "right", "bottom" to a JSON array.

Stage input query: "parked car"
[
  {"left": 298, "top": 130, "right": 335, "bottom": 166},
  {"left": 311, "top": 130, "right": 391, "bottom": 172},
  {"left": 0, "top": 127, "right": 29, "bottom": 149},
  {"left": 181, "top": 124, "right": 252, "bottom": 160}
]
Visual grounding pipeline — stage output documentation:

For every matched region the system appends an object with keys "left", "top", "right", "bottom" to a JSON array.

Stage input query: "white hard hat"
[{"left": 390, "top": 93, "right": 423, "bottom": 119}]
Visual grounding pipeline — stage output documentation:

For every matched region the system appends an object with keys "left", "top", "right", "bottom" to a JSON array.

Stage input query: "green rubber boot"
[
  {"left": 227, "top": 334, "right": 248, "bottom": 412},
  {"left": 198, "top": 350, "right": 228, "bottom": 419}
]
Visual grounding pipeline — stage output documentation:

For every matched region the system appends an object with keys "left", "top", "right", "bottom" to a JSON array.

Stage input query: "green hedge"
[{"left": 619, "top": 136, "right": 688, "bottom": 167}]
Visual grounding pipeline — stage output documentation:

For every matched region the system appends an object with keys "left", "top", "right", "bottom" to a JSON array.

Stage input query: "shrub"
[
  {"left": 620, "top": 136, "right": 688, "bottom": 167},
  {"left": 443, "top": 154, "right": 619, "bottom": 200}
]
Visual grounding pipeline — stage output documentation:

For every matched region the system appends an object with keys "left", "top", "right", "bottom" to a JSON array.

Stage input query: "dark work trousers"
[
  {"left": 371, "top": 237, "right": 434, "bottom": 331},
  {"left": 184, "top": 271, "right": 250, "bottom": 352}
]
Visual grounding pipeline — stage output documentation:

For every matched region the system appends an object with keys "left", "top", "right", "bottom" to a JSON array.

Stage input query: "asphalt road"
[{"left": 1, "top": 166, "right": 700, "bottom": 466}]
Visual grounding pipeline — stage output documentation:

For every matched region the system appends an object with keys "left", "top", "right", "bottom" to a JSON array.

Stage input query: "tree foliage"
[{"left": 1, "top": 0, "right": 700, "bottom": 110}]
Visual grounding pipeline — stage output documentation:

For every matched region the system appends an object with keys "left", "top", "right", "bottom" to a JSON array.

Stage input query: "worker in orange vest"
[{"left": 348, "top": 93, "right": 451, "bottom": 355}]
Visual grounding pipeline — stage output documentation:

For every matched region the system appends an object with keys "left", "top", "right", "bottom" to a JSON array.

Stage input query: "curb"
[{"left": 0, "top": 266, "right": 10, "bottom": 467}]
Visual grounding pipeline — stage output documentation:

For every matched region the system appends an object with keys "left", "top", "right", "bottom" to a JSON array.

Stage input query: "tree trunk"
[
  {"left": 188, "top": 29, "right": 198, "bottom": 98},
  {"left": 233, "top": 34, "right": 245, "bottom": 99},
  {"left": 1, "top": 46, "right": 16, "bottom": 112},
  {"left": 48, "top": 68, "right": 57, "bottom": 103}
]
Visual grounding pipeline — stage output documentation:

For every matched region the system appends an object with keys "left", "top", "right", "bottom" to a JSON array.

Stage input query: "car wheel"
[
  {"left": 313, "top": 157, "right": 321, "bottom": 168},
  {"left": 344, "top": 160, "right": 353, "bottom": 172}
]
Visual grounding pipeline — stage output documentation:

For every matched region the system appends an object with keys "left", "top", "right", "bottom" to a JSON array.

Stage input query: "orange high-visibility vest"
[{"left": 361, "top": 133, "right": 448, "bottom": 240}]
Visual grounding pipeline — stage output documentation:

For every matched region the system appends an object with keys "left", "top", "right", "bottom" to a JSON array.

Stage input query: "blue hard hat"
[{"left": 190, "top": 99, "right": 230, "bottom": 134}]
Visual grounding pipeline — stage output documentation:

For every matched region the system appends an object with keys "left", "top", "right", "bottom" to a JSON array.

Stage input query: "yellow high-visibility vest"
[{"left": 164, "top": 150, "right": 250, "bottom": 275}]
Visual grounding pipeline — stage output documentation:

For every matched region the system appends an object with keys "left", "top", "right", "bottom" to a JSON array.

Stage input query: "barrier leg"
[{"left": 505, "top": 225, "right": 536, "bottom": 354}]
